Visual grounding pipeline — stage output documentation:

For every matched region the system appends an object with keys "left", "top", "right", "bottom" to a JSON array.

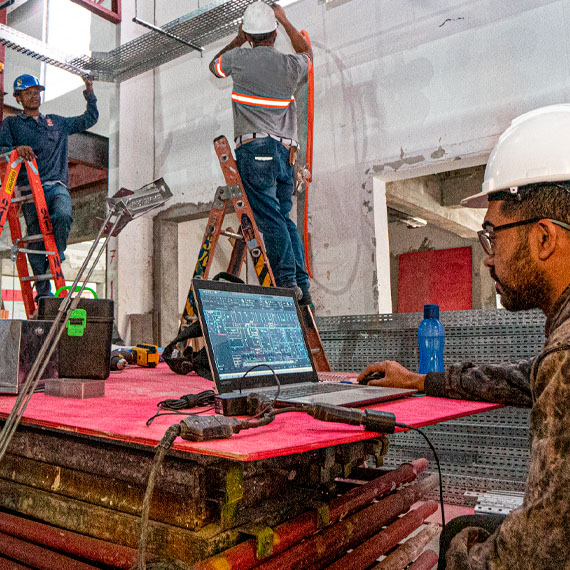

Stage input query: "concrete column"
[
  {"left": 113, "top": 0, "right": 155, "bottom": 343},
  {"left": 373, "top": 179, "right": 393, "bottom": 313},
  {"left": 153, "top": 218, "right": 178, "bottom": 345}
]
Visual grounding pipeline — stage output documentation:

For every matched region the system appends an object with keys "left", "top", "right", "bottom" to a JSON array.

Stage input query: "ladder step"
[
  {"left": 221, "top": 230, "right": 244, "bottom": 240},
  {"left": 20, "top": 234, "right": 48, "bottom": 244},
  {"left": 21, "top": 273, "right": 52, "bottom": 282},
  {"left": 13, "top": 247, "right": 56, "bottom": 256},
  {"left": 11, "top": 194, "right": 34, "bottom": 204}
]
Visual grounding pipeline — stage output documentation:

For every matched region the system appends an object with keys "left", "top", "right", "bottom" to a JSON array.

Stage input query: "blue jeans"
[
  {"left": 22, "top": 182, "right": 72, "bottom": 298},
  {"left": 236, "top": 138, "right": 310, "bottom": 297}
]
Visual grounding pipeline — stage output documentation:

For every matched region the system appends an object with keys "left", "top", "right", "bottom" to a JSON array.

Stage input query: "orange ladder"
[
  {"left": 178, "top": 135, "right": 331, "bottom": 372},
  {"left": 0, "top": 150, "right": 66, "bottom": 318}
]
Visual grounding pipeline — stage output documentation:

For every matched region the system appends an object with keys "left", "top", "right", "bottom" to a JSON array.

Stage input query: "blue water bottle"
[{"left": 418, "top": 304, "right": 445, "bottom": 373}]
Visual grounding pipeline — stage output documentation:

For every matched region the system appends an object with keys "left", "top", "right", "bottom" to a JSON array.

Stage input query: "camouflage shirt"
[{"left": 425, "top": 283, "right": 570, "bottom": 569}]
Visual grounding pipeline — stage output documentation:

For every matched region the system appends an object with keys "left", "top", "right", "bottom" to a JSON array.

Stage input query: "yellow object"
[{"left": 131, "top": 344, "right": 159, "bottom": 368}]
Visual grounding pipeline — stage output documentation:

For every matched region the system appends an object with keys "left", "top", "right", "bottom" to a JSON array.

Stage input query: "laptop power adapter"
[{"left": 215, "top": 393, "right": 249, "bottom": 416}]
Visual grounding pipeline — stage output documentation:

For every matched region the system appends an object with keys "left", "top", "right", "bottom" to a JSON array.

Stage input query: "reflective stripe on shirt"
[
  {"left": 231, "top": 91, "right": 295, "bottom": 108},
  {"left": 215, "top": 56, "right": 227, "bottom": 78}
]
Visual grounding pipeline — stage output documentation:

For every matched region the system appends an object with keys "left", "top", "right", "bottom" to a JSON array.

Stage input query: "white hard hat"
[
  {"left": 462, "top": 104, "right": 570, "bottom": 207},
  {"left": 242, "top": 1, "right": 277, "bottom": 35}
]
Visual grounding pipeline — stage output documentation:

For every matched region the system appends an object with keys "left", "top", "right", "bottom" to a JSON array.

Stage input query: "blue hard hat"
[{"left": 13, "top": 74, "right": 45, "bottom": 95}]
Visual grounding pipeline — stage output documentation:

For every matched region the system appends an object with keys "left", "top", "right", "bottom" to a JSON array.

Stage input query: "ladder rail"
[
  {"left": 6, "top": 204, "right": 35, "bottom": 317},
  {"left": 179, "top": 187, "right": 231, "bottom": 329},
  {"left": 26, "top": 159, "right": 66, "bottom": 293},
  {"left": 173, "top": 136, "right": 331, "bottom": 373},
  {"left": 0, "top": 151, "right": 67, "bottom": 317}
]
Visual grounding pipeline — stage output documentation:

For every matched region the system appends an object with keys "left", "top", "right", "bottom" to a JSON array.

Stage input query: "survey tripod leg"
[{"left": 0, "top": 178, "right": 172, "bottom": 464}]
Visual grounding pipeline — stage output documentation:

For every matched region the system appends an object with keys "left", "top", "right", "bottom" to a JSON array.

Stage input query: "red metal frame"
[{"left": 70, "top": 0, "right": 121, "bottom": 24}]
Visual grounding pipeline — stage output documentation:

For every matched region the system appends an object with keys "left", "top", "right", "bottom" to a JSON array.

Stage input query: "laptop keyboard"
[{"left": 279, "top": 383, "right": 361, "bottom": 398}]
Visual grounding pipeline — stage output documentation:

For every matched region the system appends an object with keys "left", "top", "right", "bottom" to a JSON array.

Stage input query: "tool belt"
[{"left": 234, "top": 132, "right": 299, "bottom": 149}]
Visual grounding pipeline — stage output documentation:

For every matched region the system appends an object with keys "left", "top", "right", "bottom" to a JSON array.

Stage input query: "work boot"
[
  {"left": 299, "top": 293, "right": 313, "bottom": 306},
  {"left": 285, "top": 285, "right": 303, "bottom": 301}
]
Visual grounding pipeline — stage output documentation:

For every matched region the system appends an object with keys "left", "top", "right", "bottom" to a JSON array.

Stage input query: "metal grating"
[
  {"left": 316, "top": 309, "right": 545, "bottom": 373},
  {"left": 0, "top": 0, "right": 277, "bottom": 83},
  {"left": 315, "top": 309, "right": 543, "bottom": 506}
]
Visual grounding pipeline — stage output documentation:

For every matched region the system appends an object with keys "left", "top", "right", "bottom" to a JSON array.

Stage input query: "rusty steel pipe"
[
  {"left": 0, "top": 511, "right": 141, "bottom": 569},
  {"left": 254, "top": 473, "right": 439, "bottom": 570},
  {"left": 0, "top": 531, "right": 101, "bottom": 570},
  {"left": 372, "top": 523, "right": 440, "bottom": 570},
  {"left": 406, "top": 549, "right": 439, "bottom": 570},
  {"left": 0, "top": 554, "right": 30, "bottom": 570},
  {"left": 324, "top": 502, "right": 438, "bottom": 570},
  {"left": 190, "top": 459, "right": 429, "bottom": 570}
]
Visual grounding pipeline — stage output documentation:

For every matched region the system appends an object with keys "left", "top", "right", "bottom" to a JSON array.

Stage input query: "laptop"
[{"left": 191, "top": 279, "right": 415, "bottom": 407}]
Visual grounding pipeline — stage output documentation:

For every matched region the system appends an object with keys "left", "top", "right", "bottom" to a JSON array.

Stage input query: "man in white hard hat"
[
  {"left": 358, "top": 105, "right": 570, "bottom": 569},
  {"left": 209, "top": 1, "right": 313, "bottom": 305}
]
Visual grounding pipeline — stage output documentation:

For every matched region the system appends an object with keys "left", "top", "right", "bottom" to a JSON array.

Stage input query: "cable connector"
[
  {"left": 362, "top": 409, "right": 397, "bottom": 434},
  {"left": 179, "top": 415, "right": 242, "bottom": 441},
  {"left": 305, "top": 403, "right": 396, "bottom": 434}
]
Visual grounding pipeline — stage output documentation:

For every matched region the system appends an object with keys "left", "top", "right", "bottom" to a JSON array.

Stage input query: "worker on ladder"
[
  {"left": 209, "top": 2, "right": 313, "bottom": 306},
  {"left": 0, "top": 73, "right": 98, "bottom": 299}
]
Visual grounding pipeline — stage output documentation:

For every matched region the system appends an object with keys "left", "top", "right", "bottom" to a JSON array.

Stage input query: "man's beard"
[{"left": 491, "top": 238, "right": 551, "bottom": 312}]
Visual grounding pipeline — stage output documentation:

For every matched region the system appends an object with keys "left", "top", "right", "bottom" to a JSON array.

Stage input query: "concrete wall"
[
  {"left": 115, "top": 0, "right": 570, "bottom": 333},
  {"left": 10, "top": 0, "right": 570, "bottom": 335}
]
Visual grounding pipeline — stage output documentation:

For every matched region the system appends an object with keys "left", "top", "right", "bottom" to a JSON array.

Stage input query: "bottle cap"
[{"left": 423, "top": 304, "right": 439, "bottom": 319}]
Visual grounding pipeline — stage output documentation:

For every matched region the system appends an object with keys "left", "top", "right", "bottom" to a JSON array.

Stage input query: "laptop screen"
[{"left": 193, "top": 280, "right": 316, "bottom": 392}]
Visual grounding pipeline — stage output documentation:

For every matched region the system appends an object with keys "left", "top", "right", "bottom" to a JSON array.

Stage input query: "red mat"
[{"left": 0, "top": 364, "right": 500, "bottom": 461}]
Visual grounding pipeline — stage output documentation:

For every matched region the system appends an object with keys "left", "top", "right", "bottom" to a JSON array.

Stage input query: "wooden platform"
[
  {"left": 0, "top": 363, "right": 499, "bottom": 461},
  {"left": 0, "top": 364, "right": 499, "bottom": 568}
]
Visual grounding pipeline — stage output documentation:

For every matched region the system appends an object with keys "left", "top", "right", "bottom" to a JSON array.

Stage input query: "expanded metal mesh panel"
[
  {"left": 316, "top": 310, "right": 541, "bottom": 506},
  {"left": 316, "top": 309, "right": 545, "bottom": 372},
  {"left": 73, "top": 0, "right": 277, "bottom": 82},
  {"left": 1, "top": 0, "right": 276, "bottom": 82},
  {"left": 383, "top": 407, "right": 531, "bottom": 505},
  {"left": 382, "top": 408, "right": 531, "bottom": 505}
]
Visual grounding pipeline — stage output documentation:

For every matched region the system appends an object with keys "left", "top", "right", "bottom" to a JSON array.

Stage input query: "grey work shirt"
[{"left": 212, "top": 46, "right": 309, "bottom": 144}]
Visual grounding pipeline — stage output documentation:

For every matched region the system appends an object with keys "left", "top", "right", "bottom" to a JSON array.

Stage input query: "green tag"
[{"left": 66, "top": 308, "right": 87, "bottom": 337}]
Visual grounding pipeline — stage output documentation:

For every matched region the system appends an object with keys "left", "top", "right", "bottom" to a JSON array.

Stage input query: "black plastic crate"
[{"left": 38, "top": 297, "right": 114, "bottom": 380}]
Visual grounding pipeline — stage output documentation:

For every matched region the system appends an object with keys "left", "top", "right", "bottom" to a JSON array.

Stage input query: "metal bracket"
[
  {"left": 104, "top": 178, "right": 173, "bottom": 237},
  {"left": 239, "top": 524, "right": 275, "bottom": 559},
  {"left": 132, "top": 17, "right": 203, "bottom": 54}
]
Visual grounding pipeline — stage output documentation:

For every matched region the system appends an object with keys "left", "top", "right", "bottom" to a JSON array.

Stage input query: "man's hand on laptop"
[{"left": 358, "top": 361, "right": 426, "bottom": 392}]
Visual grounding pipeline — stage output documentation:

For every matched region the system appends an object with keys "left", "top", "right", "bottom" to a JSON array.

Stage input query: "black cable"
[
  {"left": 158, "top": 391, "right": 215, "bottom": 410},
  {"left": 145, "top": 391, "right": 215, "bottom": 425},
  {"left": 239, "top": 363, "right": 281, "bottom": 413},
  {"left": 146, "top": 407, "right": 215, "bottom": 426},
  {"left": 397, "top": 423, "right": 445, "bottom": 527},
  {"left": 137, "top": 424, "right": 181, "bottom": 570}
]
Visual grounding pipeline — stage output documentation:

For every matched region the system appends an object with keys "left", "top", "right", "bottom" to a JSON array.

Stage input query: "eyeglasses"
[{"left": 477, "top": 217, "right": 570, "bottom": 256}]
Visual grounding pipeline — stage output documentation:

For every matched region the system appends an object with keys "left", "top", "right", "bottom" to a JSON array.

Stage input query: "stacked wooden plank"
[{"left": 0, "top": 423, "right": 439, "bottom": 568}]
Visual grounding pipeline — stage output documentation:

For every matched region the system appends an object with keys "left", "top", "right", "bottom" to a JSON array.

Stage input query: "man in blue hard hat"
[
  {"left": 209, "top": 2, "right": 313, "bottom": 306},
  {"left": 0, "top": 73, "right": 98, "bottom": 299}
]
